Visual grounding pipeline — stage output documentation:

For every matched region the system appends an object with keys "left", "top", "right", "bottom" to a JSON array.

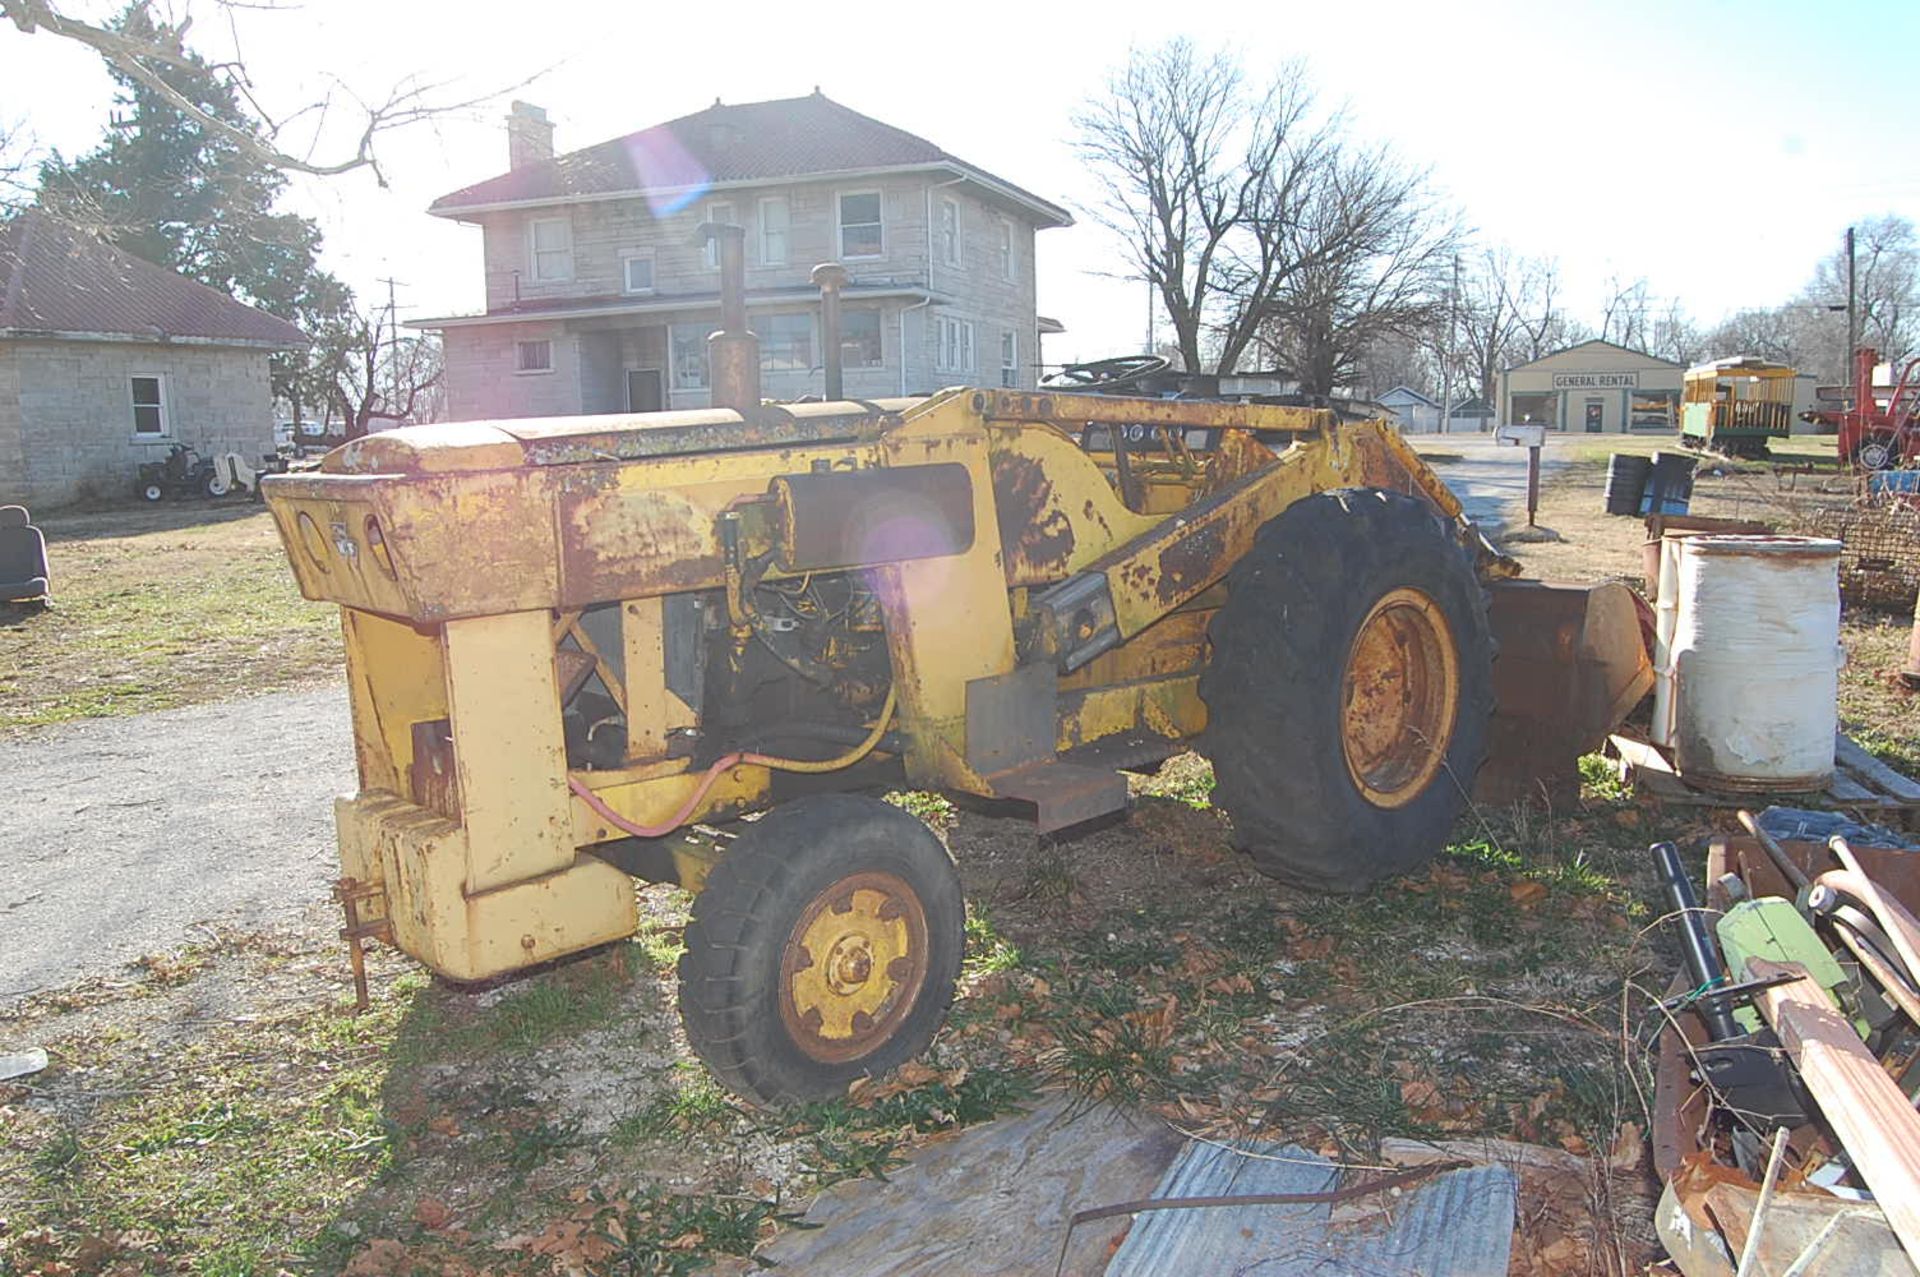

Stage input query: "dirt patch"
[{"left": 0, "top": 501, "right": 340, "bottom": 730}]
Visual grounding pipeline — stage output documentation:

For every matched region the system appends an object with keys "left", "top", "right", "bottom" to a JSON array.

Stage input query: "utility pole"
[
  {"left": 379, "top": 276, "right": 402, "bottom": 421},
  {"left": 1438, "top": 253, "right": 1459, "bottom": 434},
  {"left": 1845, "top": 225, "right": 1858, "bottom": 370}
]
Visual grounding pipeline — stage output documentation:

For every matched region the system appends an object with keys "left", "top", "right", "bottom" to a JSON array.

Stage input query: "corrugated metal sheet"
[
  {"left": 754, "top": 1092, "right": 1186, "bottom": 1276},
  {"left": 1106, "top": 1140, "right": 1516, "bottom": 1276}
]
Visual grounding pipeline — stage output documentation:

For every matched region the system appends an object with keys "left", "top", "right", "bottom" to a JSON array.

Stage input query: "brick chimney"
[{"left": 507, "top": 101, "right": 554, "bottom": 170}]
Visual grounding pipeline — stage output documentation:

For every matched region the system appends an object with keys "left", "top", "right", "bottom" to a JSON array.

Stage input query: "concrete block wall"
[
  {"left": 442, "top": 322, "right": 582, "bottom": 421},
  {"left": 0, "top": 339, "right": 278, "bottom": 508},
  {"left": 913, "top": 186, "right": 1038, "bottom": 393},
  {"left": 0, "top": 350, "right": 24, "bottom": 500}
]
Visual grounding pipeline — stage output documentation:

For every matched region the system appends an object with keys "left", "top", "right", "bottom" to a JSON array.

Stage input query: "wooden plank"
[
  {"left": 1746, "top": 958, "right": 1920, "bottom": 1269},
  {"left": 1837, "top": 735, "right": 1920, "bottom": 804},
  {"left": 1827, "top": 772, "right": 1885, "bottom": 804}
]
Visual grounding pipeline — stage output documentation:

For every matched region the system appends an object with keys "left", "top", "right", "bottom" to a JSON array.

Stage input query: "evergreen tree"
[{"left": 34, "top": 3, "right": 340, "bottom": 422}]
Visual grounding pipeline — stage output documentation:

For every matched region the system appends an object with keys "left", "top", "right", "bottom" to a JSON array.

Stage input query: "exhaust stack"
[
  {"left": 812, "top": 262, "right": 847, "bottom": 401},
  {"left": 702, "top": 222, "right": 760, "bottom": 412}
]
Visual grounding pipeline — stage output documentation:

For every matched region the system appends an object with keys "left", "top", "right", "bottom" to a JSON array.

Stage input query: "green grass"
[
  {"left": 885, "top": 790, "right": 958, "bottom": 834},
  {"left": 0, "top": 505, "right": 339, "bottom": 729}
]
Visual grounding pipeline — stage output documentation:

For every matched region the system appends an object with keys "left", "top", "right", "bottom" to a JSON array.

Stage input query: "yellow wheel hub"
[
  {"left": 1341, "top": 587, "right": 1459, "bottom": 809},
  {"left": 781, "top": 872, "right": 929, "bottom": 1063}
]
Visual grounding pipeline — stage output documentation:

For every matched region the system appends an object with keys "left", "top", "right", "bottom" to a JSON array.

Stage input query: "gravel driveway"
[{"left": 0, "top": 685, "right": 350, "bottom": 1005}]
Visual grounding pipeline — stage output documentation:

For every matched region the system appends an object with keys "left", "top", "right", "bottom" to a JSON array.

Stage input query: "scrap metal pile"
[{"left": 1652, "top": 813, "right": 1920, "bottom": 1275}]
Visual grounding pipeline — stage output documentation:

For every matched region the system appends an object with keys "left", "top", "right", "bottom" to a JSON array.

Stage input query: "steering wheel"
[{"left": 1044, "top": 354, "right": 1172, "bottom": 390}]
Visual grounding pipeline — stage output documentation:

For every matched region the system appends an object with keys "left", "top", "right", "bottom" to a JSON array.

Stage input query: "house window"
[
  {"left": 516, "top": 339, "right": 554, "bottom": 374},
  {"left": 529, "top": 217, "right": 572, "bottom": 282},
  {"left": 839, "top": 191, "right": 883, "bottom": 259},
  {"left": 756, "top": 312, "right": 814, "bottom": 373},
  {"left": 622, "top": 250, "right": 655, "bottom": 294},
  {"left": 843, "top": 310, "right": 883, "bottom": 368},
  {"left": 759, "top": 196, "right": 790, "bottom": 266},
  {"left": 996, "top": 218, "right": 1015, "bottom": 283},
  {"left": 704, "top": 202, "right": 735, "bottom": 270},
  {"left": 937, "top": 197, "right": 961, "bottom": 268},
  {"left": 935, "top": 316, "right": 974, "bottom": 374},
  {"left": 1000, "top": 330, "right": 1018, "bottom": 388},
  {"left": 670, "top": 323, "right": 710, "bottom": 390},
  {"left": 130, "top": 374, "right": 168, "bottom": 436}
]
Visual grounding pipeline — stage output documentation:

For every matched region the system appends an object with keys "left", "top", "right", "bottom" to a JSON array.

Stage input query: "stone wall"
[{"left": 0, "top": 339, "right": 278, "bottom": 508}]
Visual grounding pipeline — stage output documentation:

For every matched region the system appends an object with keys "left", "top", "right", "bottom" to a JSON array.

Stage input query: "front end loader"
[{"left": 263, "top": 228, "right": 1621, "bottom": 1105}]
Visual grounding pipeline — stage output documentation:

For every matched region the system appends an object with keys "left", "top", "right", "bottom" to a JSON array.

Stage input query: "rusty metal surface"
[
  {"left": 1476, "top": 580, "right": 1653, "bottom": 805},
  {"left": 406, "top": 719, "right": 460, "bottom": 821},
  {"left": 964, "top": 665, "right": 1057, "bottom": 776},
  {"left": 772, "top": 463, "right": 974, "bottom": 572},
  {"left": 706, "top": 222, "right": 761, "bottom": 411},
  {"left": 974, "top": 387, "right": 1333, "bottom": 432},
  {"left": 813, "top": 263, "right": 848, "bottom": 401},
  {"left": 987, "top": 759, "right": 1129, "bottom": 833}
]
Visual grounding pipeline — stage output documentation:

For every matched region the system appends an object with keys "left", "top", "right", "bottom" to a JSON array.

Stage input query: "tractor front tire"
[
  {"left": 1198, "top": 488, "right": 1492, "bottom": 892},
  {"left": 677, "top": 794, "right": 964, "bottom": 1106}
]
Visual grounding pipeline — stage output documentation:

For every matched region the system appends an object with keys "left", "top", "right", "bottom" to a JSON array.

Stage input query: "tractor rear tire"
[
  {"left": 1198, "top": 488, "right": 1492, "bottom": 892},
  {"left": 677, "top": 794, "right": 964, "bottom": 1106}
]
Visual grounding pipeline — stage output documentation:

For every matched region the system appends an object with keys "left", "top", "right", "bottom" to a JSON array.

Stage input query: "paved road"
[
  {"left": 0, "top": 686, "right": 351, "bottom": 1005},
  {"left": 1419, "top": 435, "right": 1564, "bottom": 536}
]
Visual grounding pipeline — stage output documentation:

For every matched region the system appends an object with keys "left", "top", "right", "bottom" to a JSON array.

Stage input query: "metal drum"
[
  {"left": 1605, "top": 453, "right": 1653, "bottom": 515},
  {"left": 1671, "top": 536, "right": 1844, "bottom": 790}
]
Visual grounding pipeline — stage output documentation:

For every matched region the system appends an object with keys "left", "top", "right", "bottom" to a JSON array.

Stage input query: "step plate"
[{"left": 987, "top": 760, "right": 1129, "bottom": 834}]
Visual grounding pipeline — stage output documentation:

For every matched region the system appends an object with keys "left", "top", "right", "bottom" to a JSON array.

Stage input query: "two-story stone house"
[{"left": 419, "top": 93, "right": 1072, "bottom": 419}]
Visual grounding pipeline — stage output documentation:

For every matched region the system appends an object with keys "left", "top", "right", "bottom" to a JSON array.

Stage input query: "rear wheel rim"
[
  {"left": 1341, "top": 586, "right": 1460, "bottom": 809},
  {"left": 780, "top": 870, "right": 930, "bottom": 1064}
]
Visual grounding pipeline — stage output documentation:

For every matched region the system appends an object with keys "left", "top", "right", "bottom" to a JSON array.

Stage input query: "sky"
[{"left": 3, "top": 0, "right": 1917, "bottom": 366}]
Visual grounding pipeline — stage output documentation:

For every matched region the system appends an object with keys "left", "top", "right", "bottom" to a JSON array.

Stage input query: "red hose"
[
  {"left": 568, "top": 753, "right": 743, "bottom": 839},
  {"left": 565, "top": 748, "right": 806, "bottom": 839}
]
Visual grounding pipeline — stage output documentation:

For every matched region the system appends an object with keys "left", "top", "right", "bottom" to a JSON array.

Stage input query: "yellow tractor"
[{"left": 263, "top": 230, "right": 1576, "bottom": 1105}]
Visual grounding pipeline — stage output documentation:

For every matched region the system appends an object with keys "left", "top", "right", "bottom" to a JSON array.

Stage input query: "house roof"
[
  {"left": 0, "top": 210, "right": 307, "bottom": 349},
  {"left": 1379, "top": 385, "right": 1440, "bottom": 408},
  {"left": 1503, "top": 337, "right": 1683, "bottom": 374},
  {"left": 429, "top": 92, "right": 1073, "bottom": 228}
]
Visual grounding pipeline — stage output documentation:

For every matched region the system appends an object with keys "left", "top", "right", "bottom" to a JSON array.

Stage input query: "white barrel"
[{"left": 1671, "top": 536, "right": 1844, "bottom": 789}]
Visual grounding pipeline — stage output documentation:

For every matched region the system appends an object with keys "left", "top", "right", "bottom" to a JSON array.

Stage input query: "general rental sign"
[{"left": 1552, "top": 372, "right": 1640, "bottom": 389}]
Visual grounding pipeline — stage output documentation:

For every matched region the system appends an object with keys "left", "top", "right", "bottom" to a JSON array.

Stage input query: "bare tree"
[
  {"left": 1702, "top": 307, "right": 1798, "bottom": 365},
  {"left": 1256, "top": 144, "right": 1460, "bottom": 396},
  {"left": 1597, "top": 274, "right": 1651, "bottom": 351},
  {"left": 2, "top": 0, "right": 532, "bottom": 185},
  {"left": 0, "top": 117, "right": 34, "bottom": 207},
  {"left": 318, "top": 301, "right": 443, "bottom": 438},
  {"left": 1646, "top": 297, "right": 1705, "bottom": 365},
  {"left": 1074, "top": 41, "right": 1341, "bottom": 374},
  {"left": 1440, "top": 248, "right": 1591, "bottom": 414},
  {"left": 1799, "top": 215, "right": 1918, "bottom": 376}
]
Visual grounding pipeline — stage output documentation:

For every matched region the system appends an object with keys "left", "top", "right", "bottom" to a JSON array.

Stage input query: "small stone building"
[
  {"left": 0, "top": 210, "right": 306, "bottom": 508},
  {"left": 1497, "top": 339, "right": 1686, "bottom": 434}
]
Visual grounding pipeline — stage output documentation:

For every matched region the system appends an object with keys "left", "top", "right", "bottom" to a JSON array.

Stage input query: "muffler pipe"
[
  {"left": 812, "top": 262, "right": 847, "bottom": 402},
  {"left": 701, "top": 222, "right": 760, "bottom": 412}
]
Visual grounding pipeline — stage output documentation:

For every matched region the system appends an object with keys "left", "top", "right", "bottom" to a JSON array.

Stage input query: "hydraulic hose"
[{"left": 567, "top": 686, "right": 898, "bottom": 839}]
